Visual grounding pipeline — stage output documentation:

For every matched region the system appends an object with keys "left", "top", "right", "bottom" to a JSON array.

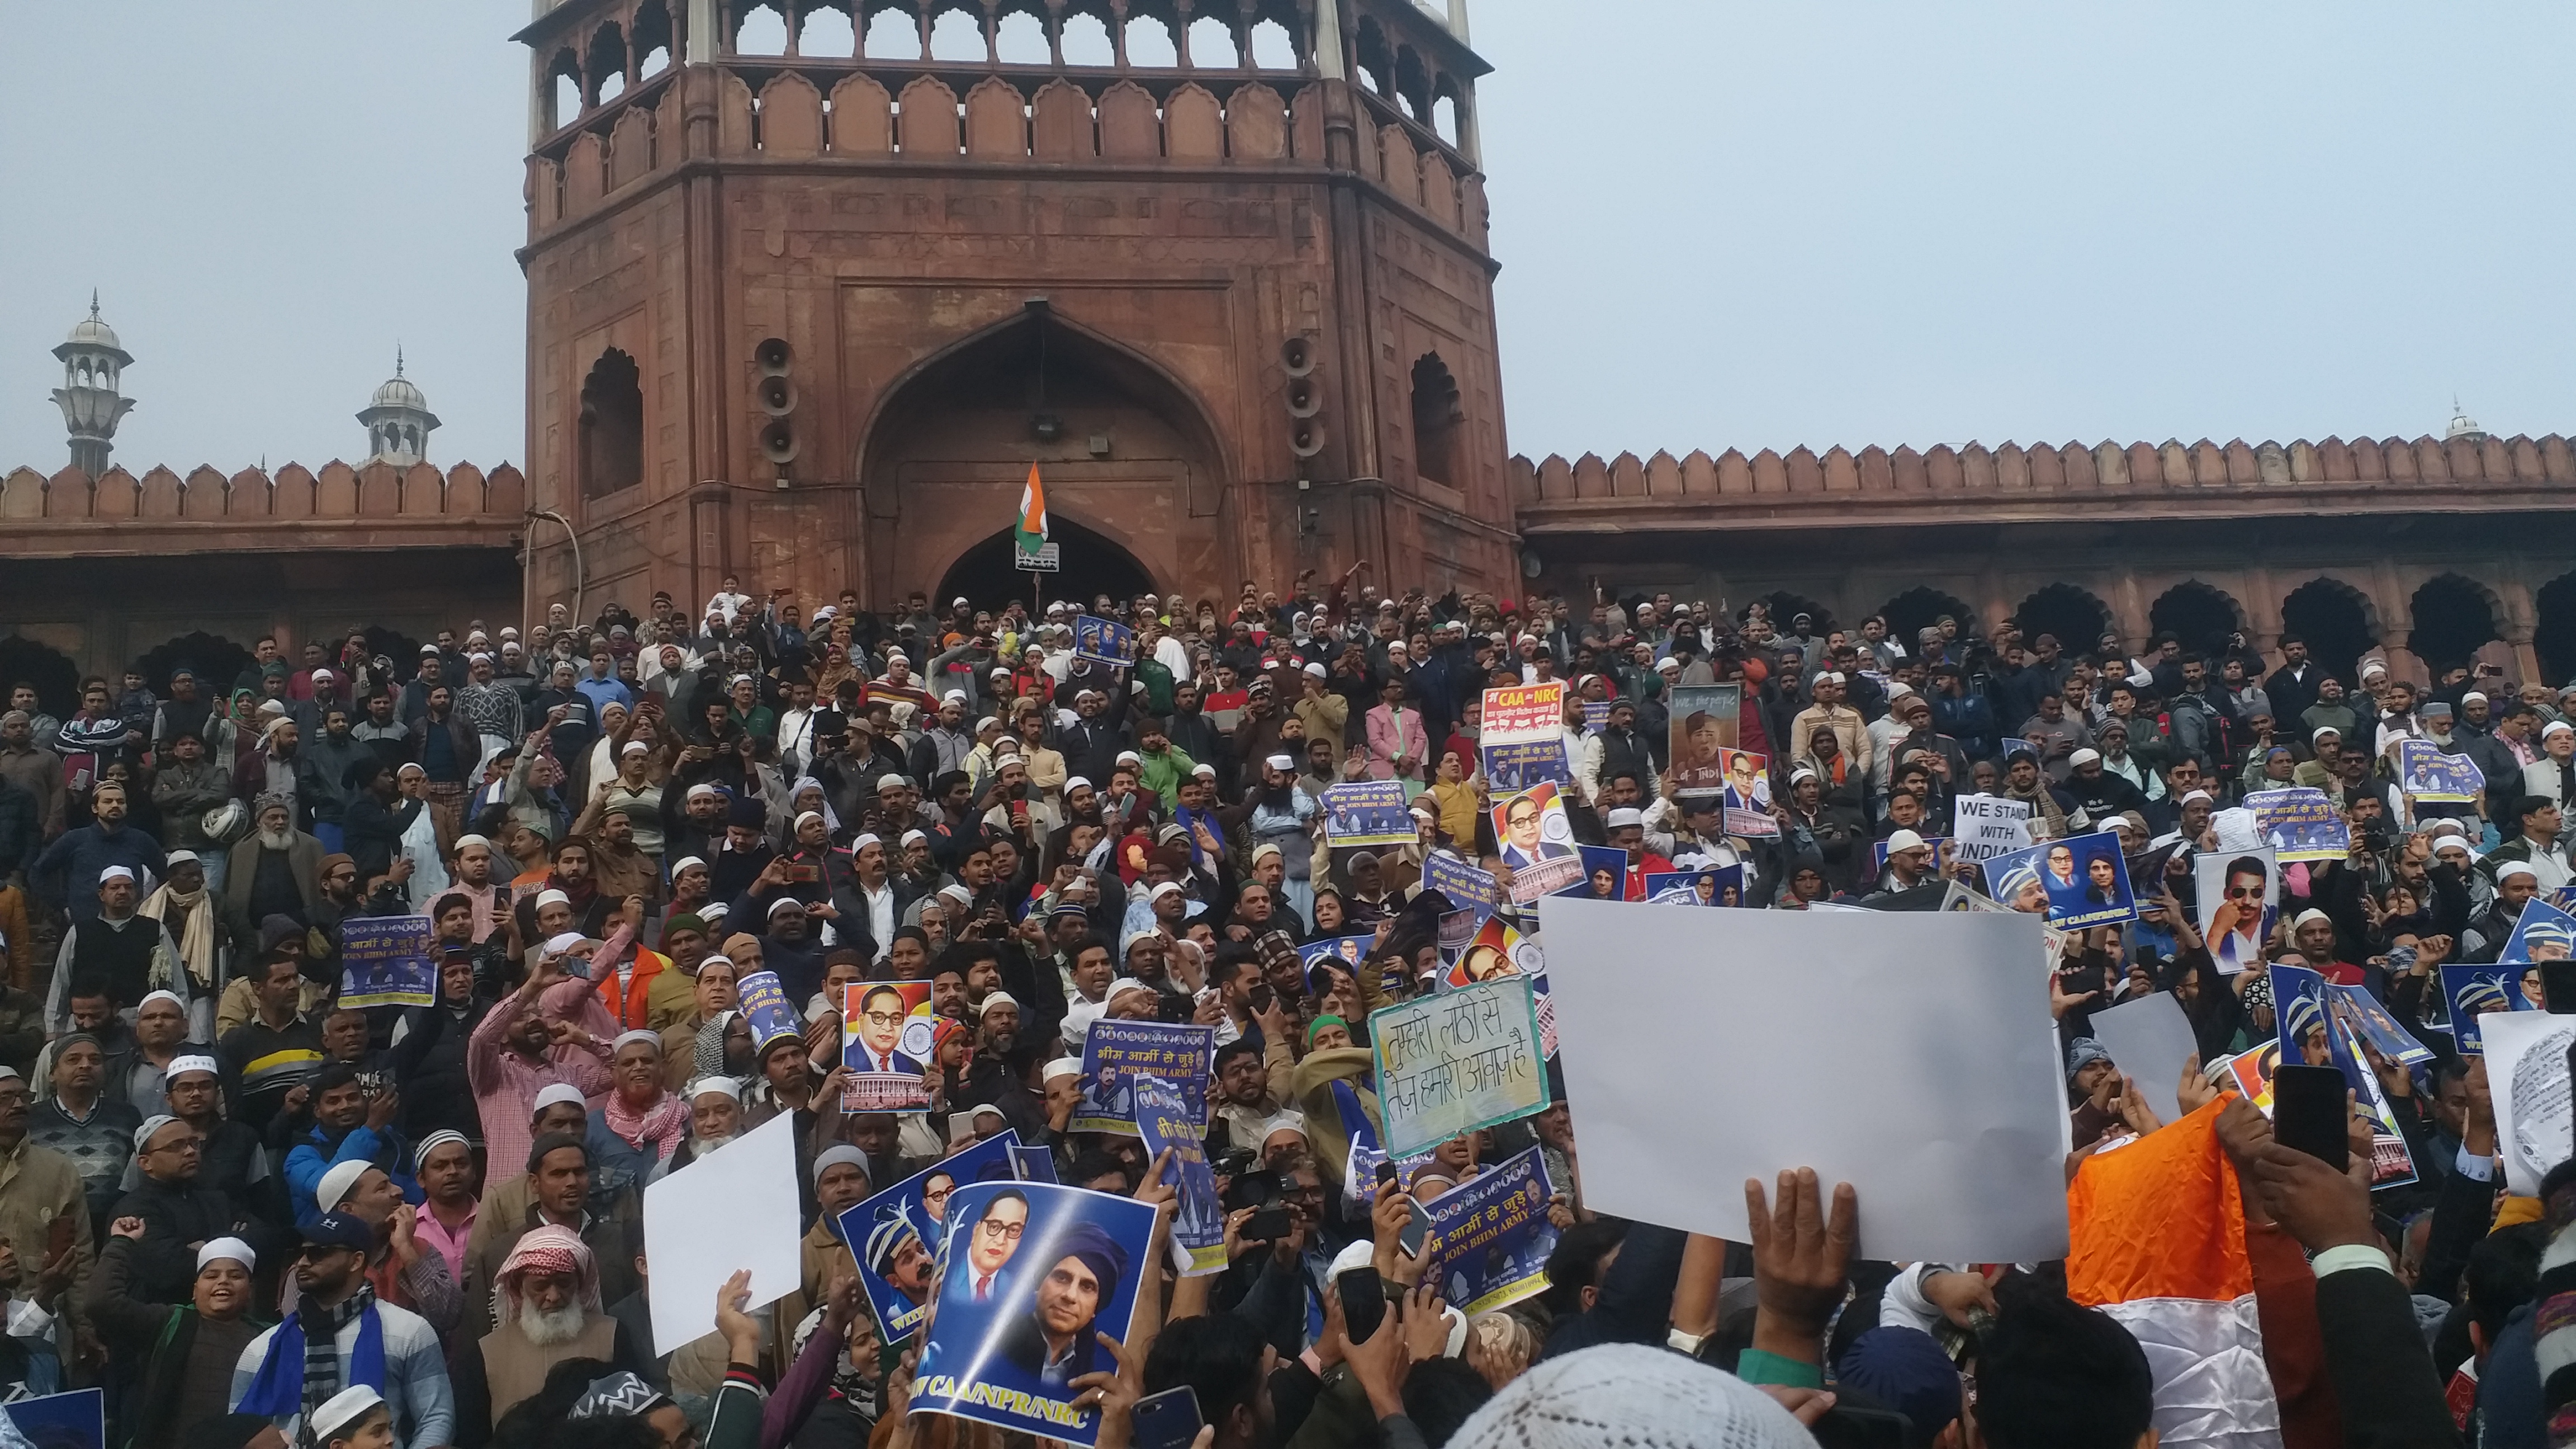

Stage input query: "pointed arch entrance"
[
  {"left": 935, "top": 518, "right": 1156, "bottom": 613},
  {"left": 857, "top": 308, "right": 1229, "bottom": 612}
]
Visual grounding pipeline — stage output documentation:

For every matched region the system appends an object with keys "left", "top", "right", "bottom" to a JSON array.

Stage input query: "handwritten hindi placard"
[{"left": 1367, "top": 976, "right": 1546, "bottom": 1158}]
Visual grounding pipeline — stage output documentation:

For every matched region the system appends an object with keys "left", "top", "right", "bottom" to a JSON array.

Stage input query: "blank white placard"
[
  {"left": 643, "top": 1107, "right": 806, "bottom": 1352},
  {"left": 2085, "top": 991, "right": 2201, "bottom": 1128},
  {"left": 1540, "top": 897, "right": 2071, "bottom": 1264}
]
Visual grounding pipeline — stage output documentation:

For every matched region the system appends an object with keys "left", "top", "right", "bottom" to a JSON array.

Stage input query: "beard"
[
  {"left": 517, "top": 1300, "right": 589, "bottom": 1346},
  {"left": 258, "top": 827, "right": 295, "bottom": 850},
  {"left": 693, "top": 1131, "right": 735, "bottom": 1155}
]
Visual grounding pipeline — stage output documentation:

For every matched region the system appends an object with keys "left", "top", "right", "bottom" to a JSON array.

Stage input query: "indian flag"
[
  {"left": 2066, "top": 1100, "right": 2281, "bottom": 1449},
  {"left": 1015, "top": 463, "right": 1048, "bottom": 558}
]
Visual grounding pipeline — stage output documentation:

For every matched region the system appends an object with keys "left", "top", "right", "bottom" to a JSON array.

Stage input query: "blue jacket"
[
  {"left": 29, "top": 823, "right": 167, "bottom": 920},
  {"left": 282, "top": 1122, "right": 421, "bottom": 1228}
]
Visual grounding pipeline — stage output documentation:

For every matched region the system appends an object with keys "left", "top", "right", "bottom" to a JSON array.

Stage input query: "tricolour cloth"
[{"left": 2065, "top": 1101, "right": 2281, "bottom": 1449}]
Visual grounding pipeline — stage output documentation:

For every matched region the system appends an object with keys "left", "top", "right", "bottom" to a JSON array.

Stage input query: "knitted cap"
[{"left": 1448, "top": 1344, "right": 1813, "bottom": 1449}]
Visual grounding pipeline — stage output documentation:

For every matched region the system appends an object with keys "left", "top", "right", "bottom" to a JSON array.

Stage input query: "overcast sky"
[{"left": 3, "top": 2, "right": 2568, "bottom": 475}]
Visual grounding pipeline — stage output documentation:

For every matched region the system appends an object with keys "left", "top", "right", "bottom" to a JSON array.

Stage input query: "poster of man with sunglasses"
[{"left": 2195, "top": 847, "right": 2278, "bottom": 978}]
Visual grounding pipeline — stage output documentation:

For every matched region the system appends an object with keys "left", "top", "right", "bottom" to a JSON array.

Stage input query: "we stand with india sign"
[{"left": 1368, "top": 976, "right": 1546, "bottom": 1158}]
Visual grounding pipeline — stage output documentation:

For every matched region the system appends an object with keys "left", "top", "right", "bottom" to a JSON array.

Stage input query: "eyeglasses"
[
  {"left": 862, "top": 1010, "right": 905, "bottom": 1027},
  {"left": 976, "top": 1218, "right": 1025, "bottom": 1242}
]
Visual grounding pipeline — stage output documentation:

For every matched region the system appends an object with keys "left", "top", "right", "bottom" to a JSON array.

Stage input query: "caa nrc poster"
[
  {"left": 338, "top": 915, "right": 435, "bottom": 1009},
  {"left": 1542, "top": 896, "right": 2070, "bottom": 1263},
  {"left": 1950, "top": 793, "right": 2035, "bottom": 864},
  {"left": 2247, "top": 787, "right": 2349, "bottom": 863},
  {"left": 1479, "top": 683, "right": 1570, "bottom": 792},
  {"left": 1368, "top": 975, "right": 1546, "bottom": 1158}
]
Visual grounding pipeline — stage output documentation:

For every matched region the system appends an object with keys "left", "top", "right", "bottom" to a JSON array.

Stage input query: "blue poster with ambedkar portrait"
[
  {"left": 838, "top": 1130, "right": 1024, "bottom": 1344},
  {"left": 1980, "top": 831, "right": 2136, "bottom": 929},
  {"left": 913, "top": 1181, "right": 1159, "bottom": 1447},
  {"left": 338, "top": 915, "right": 434, "bottom": 1010},
  {"left": 1420, "top": 1146, "right": 1560, "bottom": 1316}
]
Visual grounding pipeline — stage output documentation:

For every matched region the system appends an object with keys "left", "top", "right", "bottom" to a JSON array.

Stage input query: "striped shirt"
[{"left": 216, "top": 1016, "right": 326, "bottom": 1134}]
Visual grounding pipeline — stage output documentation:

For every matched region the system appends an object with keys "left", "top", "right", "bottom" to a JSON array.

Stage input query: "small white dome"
[
  {"left": 64, "top": 315, "right": 122, "bottom": 351},
  {"left": 372, "top": 374, "right": 429, "bottom": 411}
]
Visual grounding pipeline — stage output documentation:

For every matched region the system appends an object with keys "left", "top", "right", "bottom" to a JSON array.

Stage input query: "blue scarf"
[{"left": 236, "top": 1292, "right": 386, "bottom": 1427}]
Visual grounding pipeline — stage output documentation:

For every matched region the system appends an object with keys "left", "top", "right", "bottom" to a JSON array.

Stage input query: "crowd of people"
[{"left": 0, "top": 569, "right": 2566, "bottom": 1449}]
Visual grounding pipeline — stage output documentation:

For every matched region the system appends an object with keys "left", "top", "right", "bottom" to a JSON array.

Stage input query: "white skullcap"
[
  {"left": 535, "top": 888, "right": 571, "bottom": 910},
  {"left": 875, "top": 773, "right": 909, "bottom": 792},
  {"left": 2180, "top": 790, "right": 2214, "bottom": 806},
  {"left": 541, "top": 930, "right": 586, "bottom": 959},
  {"left": 1885, "top": 829, "right": 1928, "bottom": 853},
  {"left": 1117, "top": 750, "right": 1142, "bottom": 766},
  {"left": 165, "top": 1054, "right": 220, "bottom": 1082},
  {"left": 138, "top": 989, "right": 184, "bottom": 1012},
  {"left": 1606, "top": 807, "right": 1645, "bottom": 828},
  {"left": 943, "top": 690, "right": 967, "bottom": 706},
  {"left": 611, "top": 1028, "right": 662, "bottom": 1055},
  {"left": 1251, "top": 842, "right": 1285, "bottom": 864},
  {"left": 163, "top": 850, "right": 199, "bottom": 868},
  {"left": 1887, "top": 683, "right": 1916, "bottom": 699},
  {"left": 98, "top": 866, "right": 134, "bottom": 886},
  {"left": 316, "top": 1158, "right": 374, "bottom": 1212},
  {"left": 766, "top": 896, "right": 807, "bottom": 918},
  {"left": 312, "top": 666, "right": 338, "bottom": 680},
  {"left": 794, "top": 810, "right": 825, "bottom": 830},
  {"left": 2068, "top": 748, "right": 2101, "bottom": 768},
  {"left": 695, "top": 954, "right": 733, "bottom": 974},
  {"left": 1066, "top": 775, "right": 1094, "bottom": 792},
  {"left": 900, "top": 830, "right": 927, "bottom": 846},
  {"left": 454, "top": 834, "right": 493, "bottom": 851},
  {"left": 310, "top": 1385, "right": 387, "bottom": 1445},
  {"left": 976, "top": 716, "right": 1000, "bottom": 732},
  {"left": 1788, "top": 768, "right": 1819, "bottom": 786},
  {"left": 688, "top": 1076, "right": 741, "bottom": 1102},
  {"left": 2544, "top": 721, "right": 2575, "bottom": 740},
  {"left": 2291, "top": 909, "right": 2333, "bottom": 929},
  {"left": 1265, "top": 754, "right": 1295, "bottom": 771},
  {"left": 976, "top": 991, "right": 1020, "bottom": 1017},
  {"left": 687, "top": 783, "right": 723, "bottom": 801},
  {"left": 1105, "top": 978, "right": 1157, "bottom": 1006},
  {"left": 2361, "top": 660, "right": 2387, "bottom": 678},
  {"left": 883, "top": 650, "right": 909, "bottom": 665},
  {"left": 1044, "top": 1057, "right": 1083, "bottom": 1082},
  {"left": 1655, "top": 657, "right": 1682, "bottom": 674},
  {"left": 1192, "top": 763, "right": 1218, "bottom": 779},
  {"left": 700, "top": 903, "right": 730, "bottom": 921},
  {"left": 1304, "top": 662, "right": 1327, "bottom": 678},
  {"left": 197, "top": 1237, "right": 255, "bottom": 1273},
  {"left": 2464, "top": 691, "right": 2489, "bottom": 705},
  {"left": 669, "top": 855, "right": 708, "bottom": 876},
  {"left": 2312, "top": 726, "right": 2342, "bottom": 742},
  {"left": 134, "top": 1114, "right": 184, "bottom": 1150},
  {"left": 533, "top": 1082, "right": 588, "bottom": 1115},
  {"left": 939, "top": 882, "right": 973, "bottom": 905},
  {"left": 1150, "top": 882, "right": 1186, "bottom": 900},
  {"left": 621, "top": 740, "right": 651, "bottom": 756},
  {"left": 2497, "top": 861, "right": 2541, "bottom": 883},
  {"left": 850, "top": 832, "right": 883, "bottom": 852}
]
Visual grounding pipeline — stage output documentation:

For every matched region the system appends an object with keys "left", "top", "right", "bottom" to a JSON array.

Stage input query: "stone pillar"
[
  {"left": 2111, "top": 569, "right": 2150, "bottom": 657},
  {"left": 2371, "top": 561, "right": 2422, "bottom": 685},
  {"left": 2242, "top": 565, "right": 2283, "bottom": 661}
]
